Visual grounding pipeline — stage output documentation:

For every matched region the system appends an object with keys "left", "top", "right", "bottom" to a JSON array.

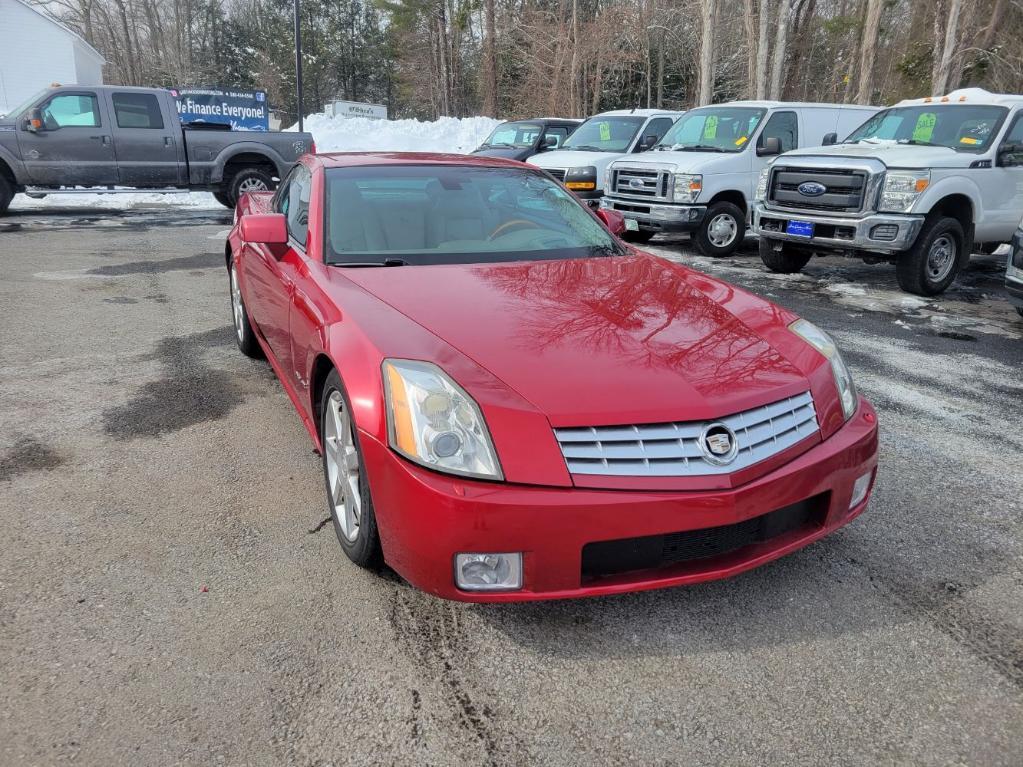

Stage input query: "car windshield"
[
  {"left": 655, "top": 107, "right": 766, "bottom": 153},
  {"left": 323, "top": 165, "right": 623, "bottom": 266},
  {"left": 843, "top": 105, "right": 1008, "bottom": 151},
  {"left": 561, "top": 116, "right": 646, "bottom": 152},
  {"left": 0, "top": 88, "right": 49, "bottom": 119},
  {"left": 479, "top": 121, "right": 542, "bottom": 149}
]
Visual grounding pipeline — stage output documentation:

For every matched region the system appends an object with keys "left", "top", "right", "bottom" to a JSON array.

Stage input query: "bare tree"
[
  {"left": 856, "top": 0, "right": 884, "bottom": 104},
  {"left": 697, "top": 0, "right": 716, "bottom": 105},
  {"left": 932, "top": 0, "right": 964, "bottom": 94},
  {"left": 481, "top": 0, "right": 497, "bottom": 116},
  {"left": 769, "top": 0, "right": 790, "bottom": 99},
  {"left": 755, "top": 0, "right": 771, "bottom": 99}
]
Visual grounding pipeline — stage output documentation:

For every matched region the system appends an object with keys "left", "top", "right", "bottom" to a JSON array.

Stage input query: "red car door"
[{"left": 242, "top": 165, "right": 313, "bottom": 375}]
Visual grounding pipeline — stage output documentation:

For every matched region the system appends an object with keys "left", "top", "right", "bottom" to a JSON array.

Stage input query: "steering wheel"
[{"left": 487, "top": 219, "right": 536, "bottom": 241}]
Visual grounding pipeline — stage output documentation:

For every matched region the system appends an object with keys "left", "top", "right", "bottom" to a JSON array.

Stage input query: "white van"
[
  {"left": 530, "top": 109, "right": 684, "bottom": 206},
  {"left": 600, "top": 101, "right": 878, "bottom": 255}
]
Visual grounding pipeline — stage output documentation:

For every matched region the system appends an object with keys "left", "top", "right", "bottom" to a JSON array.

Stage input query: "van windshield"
[
  {"left": 561, "top": 116, "right": 646, "bottom": 152},
  {"left": 323, "top": 165, "right": 623, "bottom": 266},
  {"left": 843, "top": 105, "right": 1008, "bottom": 151},
  {"left": 655, "top": 107, "right": 766, "bottom": 153},
  {"left": 479, "top": 122, "right": 542, "bottom": 149}
]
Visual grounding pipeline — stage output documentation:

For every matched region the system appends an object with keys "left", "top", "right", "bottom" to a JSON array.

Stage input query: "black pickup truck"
[{"left": 0, "top": 85, "right": 314, "bottom": 213}]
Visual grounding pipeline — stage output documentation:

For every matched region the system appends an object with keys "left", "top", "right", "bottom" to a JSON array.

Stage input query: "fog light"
[
  {"left": 870, "top": 224, "right": 899, "bottom": 241},
  {"left": 455, "top": 553, "right": 522, "bottom": 591},
  {"left": 850, "top": 470, "right": 873, "bottom": 509}
]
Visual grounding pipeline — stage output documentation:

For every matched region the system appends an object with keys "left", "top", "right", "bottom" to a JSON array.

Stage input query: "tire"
[
  {"left": 896, "top": 215, "right": 965, "bottom": 296},
  {"left": 695, "top": 201, "right": 745, "bottom": 257},
  {"left": 225, "top": 167, "right": 274, "bottom": 208},
  {"left": 1016, "top": 306, "right": 1023, "bottom": 318},
  {"left": 622, "top": 229, "right": 655, "bottom": 244},
  {"left": 759, "top": 237, "right": 813, "bottom": 273},
  {"left": 0, "top": 175, "right": 13, "bottom": 215},
  {"left": 228, "top": 260, "right": 263, "bottom": 359},
  {"left": 213, "top": 191, "right": 233, "bottom": 208},
  {"left": 320, "top": 369, "right": 382, "bottom": 569}
]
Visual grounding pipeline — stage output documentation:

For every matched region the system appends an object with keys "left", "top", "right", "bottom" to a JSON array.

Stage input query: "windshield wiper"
[
  {"left": 899, "top": 139, "right": 944, "bottom": 147},
  {"left": 673, "top": 144, "right": 726, "bottom": 152},
  {"left": 333, "top": 258, "right": 408, "bottom": 268},
  {"left": 569, "top": 145, "right": 604, "bottom": 152}
]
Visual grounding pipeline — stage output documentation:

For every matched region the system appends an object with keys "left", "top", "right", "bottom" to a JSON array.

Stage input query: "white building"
[{"left": 0, "top": 0, "right": 105, "bottom": 113}]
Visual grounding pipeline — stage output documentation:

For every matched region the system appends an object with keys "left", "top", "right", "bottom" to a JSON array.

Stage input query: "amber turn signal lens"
[
  {"left": 384, "top": 362, "right": 417, "bottom": 455},
  {"left": 566, "top": 181, "right": 596, "bottom": 191}
]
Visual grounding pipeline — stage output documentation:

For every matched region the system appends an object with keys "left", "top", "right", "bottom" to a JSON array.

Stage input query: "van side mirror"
[
  {"left": 541, "top": 134, "right": 558, "bottom": 149},
  {"left": 240, "top": 213, "right": 289, "bottom": 247},
  {"left": 757, "top": 136, "right": 782, "bottom": 156},
  {"left": 822, "top": 132, "right": 838, "bottom": 146},
  {"left": 998, "top": 143, "right": 1022, "bottom": 167},
  {"left": 25, "top": 107, "right": 44, "bottom": 133},
  {"left": 595, "top": 208, "right": 626, "bottom": 237},
  {"left": 637, "top": 134, "right": 658, "bottom": 151}
]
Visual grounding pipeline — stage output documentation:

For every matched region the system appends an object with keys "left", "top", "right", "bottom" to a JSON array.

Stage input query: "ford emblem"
[
  {"left": 797, "top": 181, "right": 827, "bottom": 197},
  {"left": 629, "top": 178, "right": 646, "bottom": 190}
]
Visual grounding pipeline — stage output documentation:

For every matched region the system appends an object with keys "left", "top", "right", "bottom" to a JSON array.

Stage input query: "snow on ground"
[{"left": 10, "top": 113, "right": 501, "bottom": 212}]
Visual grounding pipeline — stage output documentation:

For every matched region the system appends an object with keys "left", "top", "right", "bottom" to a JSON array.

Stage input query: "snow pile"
[
  {"left": 10, "top": 114, "right": 500, "bottom": 212},
  {"left": 297, "top": 113, "right": 500, "bottom": 154}
]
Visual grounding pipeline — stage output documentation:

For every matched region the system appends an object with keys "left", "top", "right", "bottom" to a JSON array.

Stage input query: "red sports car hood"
[{"left": 342, "top": 254, "right": 812, "bottom": 427}]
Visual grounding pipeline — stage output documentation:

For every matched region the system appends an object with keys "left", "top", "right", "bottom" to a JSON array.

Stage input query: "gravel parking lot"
[{"left": 1, "top": 205, "right": 1021, "bottom": 766}]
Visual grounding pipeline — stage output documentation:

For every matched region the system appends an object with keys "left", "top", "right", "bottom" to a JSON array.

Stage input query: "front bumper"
[
  {"left": 600, "top": 197, "right": 707, "bottom": 233},
  {"left": 753, "top": 202, "right": 924, "bottom": 253},
  {"left": 361, "top": 400, "right": 879, "bottom": 602}
]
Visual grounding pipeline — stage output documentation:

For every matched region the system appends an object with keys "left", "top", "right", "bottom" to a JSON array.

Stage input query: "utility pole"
[{"left": 294, "top": 0, "right": 304, "bottom": 132}]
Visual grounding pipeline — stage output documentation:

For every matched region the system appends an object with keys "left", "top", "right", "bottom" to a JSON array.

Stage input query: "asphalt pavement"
[{"left": 1, "top": 205, "right": 1021, "bottom": 766}]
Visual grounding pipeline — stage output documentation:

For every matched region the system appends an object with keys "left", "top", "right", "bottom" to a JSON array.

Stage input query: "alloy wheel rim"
[
  {"left": 926, "top": 234, "right": 957, "bottom": 282},
  {"left": 323, "top": 391, "right": 362, "bottom": 542},
  {"left": 230, "top": 266, "right": 244, "bottom": 342},
  {"left": 238, "top": 177, "right": 268, "bottom": 193},
  {"left": 707, "top": 213, "right": 738, "bottom": 248}
]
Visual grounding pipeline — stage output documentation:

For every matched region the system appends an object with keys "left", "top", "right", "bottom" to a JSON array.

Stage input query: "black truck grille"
[
  {"left": 769, "top": 167, "right": 867, "bottom": 212},
  {"left": 546, "top": 168, "right": 567, "bottom": 182},
  {"left": 581, "top": 495, "right": 827, "bottom": 580}
]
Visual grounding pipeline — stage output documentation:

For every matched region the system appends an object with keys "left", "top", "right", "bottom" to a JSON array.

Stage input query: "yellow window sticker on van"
[
  {"left": 703, "top": 115, "right": 719, "bottom": 139},
  {"left": 960, "top": 136, "right": 979, "bottom": 145},
  {"left": 598, "top": 122, "right": 611, "bottom": 142},
  {"left": 912, "top": 112, "right": 937, "bottom": 142},
  {"left": 735, "top": 136, "right": 748, "bottom": 146}
]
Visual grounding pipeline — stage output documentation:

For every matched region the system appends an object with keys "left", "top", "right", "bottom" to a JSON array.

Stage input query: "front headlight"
[
  {"left": 879, "top": 170, "right": 930, "bottom": 213},
  {"left": 789, "top": 319, "right": 858, "bottom": 420},
  {"left": 755, "top": 168, "right": 771, "bottom": 201},
  {"left": 383, "top": 359, "right": 503, "bottom": 480},
  {"left": 565, "top": 165, "right": 597, "bottom": 191},
  {"left": 672, "top": 173, "right": 702, "bottom": 203}
]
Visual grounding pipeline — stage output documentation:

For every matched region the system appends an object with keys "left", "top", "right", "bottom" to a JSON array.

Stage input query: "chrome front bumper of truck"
[
  {"left": 599, "top": 197, "right": 707, "bottom": 233},
  {"left": 752, "top": 202, "right": 924, "bottom": 253}
]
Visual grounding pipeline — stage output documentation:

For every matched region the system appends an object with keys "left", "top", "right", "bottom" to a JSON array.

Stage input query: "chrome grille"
[
  {"left": 611, "top": 166, "right": 671, "bottom": 201},
  {"left": 554, "top": 392, "right": 818, "bottom": 477},
  {"left": 545, "top": 168, "right": 567, "bottom": 182},
  {"left": 768, "top": 167, "right": 867, "bottom": 212}
]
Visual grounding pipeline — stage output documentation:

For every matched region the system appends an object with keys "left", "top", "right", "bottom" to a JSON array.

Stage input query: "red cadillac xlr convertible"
[{"left": 226, "top": 152, "right": 878, "bottom": 602}]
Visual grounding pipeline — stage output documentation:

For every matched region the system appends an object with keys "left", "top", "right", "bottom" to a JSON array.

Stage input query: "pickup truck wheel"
[
  {"left": 213, "top": 191, "right": 233, "bottom": 208},
  {"left": 1016, "top": 306, "right": 1023, "bottom": 318},
  {"left": 229, "top": 261, "right": 263, "bottom": 359},
  {"left": 321, "top": 370, "right": 382, "bottom": 569},
  {"left": 0, "top": 175, "right": 13, "bottom": 214},
  {"left": 896, "top": 216, "right": 965, "bottom": 296},
  {"left": 759, "top": 237, "right": 812, "bottom": 273},
  {"left": 622, "top": 230, "right": 655, "bottom": 244},
  {"left": 696, "top": 201, "right": 745, "bottom": 257},
  {"left": 227, "top": 168, "right": 274, "bottom": 208}
]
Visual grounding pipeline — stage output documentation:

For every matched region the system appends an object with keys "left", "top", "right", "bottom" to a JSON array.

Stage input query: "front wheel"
[
  {"left": 320, "top": 370, "right": 382, "bottom": 569},
  {"left": 229, "top": 261, "right": 263, "bottom": 358},
  {"left": 213, "top": 191, "right": 233, "bottom": 208},
  {"left": 896, "top": 216, "right": 965, "bottom": 296},
  {"left": 0, "top": 175, "right": 13, "bottom": 215},
  {"left": 759, "top": 237, "right": 813, "bottom": 273},
  {"left": 226, "top": 167, "right": 274, "bottom": 208},
  {"left": 695, "top": 201, "right": 745, "bottom": 257}
]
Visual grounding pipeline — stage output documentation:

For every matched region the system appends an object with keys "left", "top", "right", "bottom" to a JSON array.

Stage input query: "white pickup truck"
[
  {"left": 599, "top": 101, "right": 878, "bottom": 255},
  {"left": 753, "top": 89, "right": 1023, "bottom": 295},
  {"left": 530, "top": 109, "right": 683, "bottom": 206}
]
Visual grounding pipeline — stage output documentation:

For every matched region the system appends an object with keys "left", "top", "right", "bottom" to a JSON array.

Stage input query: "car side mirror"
[
  {"left": 757, "top": 136, "right": 782, "bottom": 156},
  {"left": 822, "top": 132, "right": 838, "bottom": 146},
  {"left": 541, "top": 134, "right": 558, "bottom": 149},
  {"left": 25, "top": 107, "right": 44, "bottom": 133},
  {"left": 595, "top": 208, "right": 626, "bottom": 237},
  {"left": 240, "top": 213, "right": 289, "bottom": 247},
  {"left": 998, "top": 143, "right": 1022, "bottom": 167},
  {"left": 637, "top": 134, "right": 658, "bottom": 151}
]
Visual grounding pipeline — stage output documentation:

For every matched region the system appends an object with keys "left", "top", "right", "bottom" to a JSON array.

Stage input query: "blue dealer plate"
[{"left": 786, "top": 220, "right": 814, "bottom": 238}]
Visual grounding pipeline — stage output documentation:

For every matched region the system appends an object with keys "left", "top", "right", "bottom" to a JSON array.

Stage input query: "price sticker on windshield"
[
  {"left": 912, "top": 113, "right": 936, "bottom": 143},
  {"left": 598, "top": 122, "right": 611, "bottom": 142},
  {"left": 703, "top": 116, "right": 719, "bottom": 139}
]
